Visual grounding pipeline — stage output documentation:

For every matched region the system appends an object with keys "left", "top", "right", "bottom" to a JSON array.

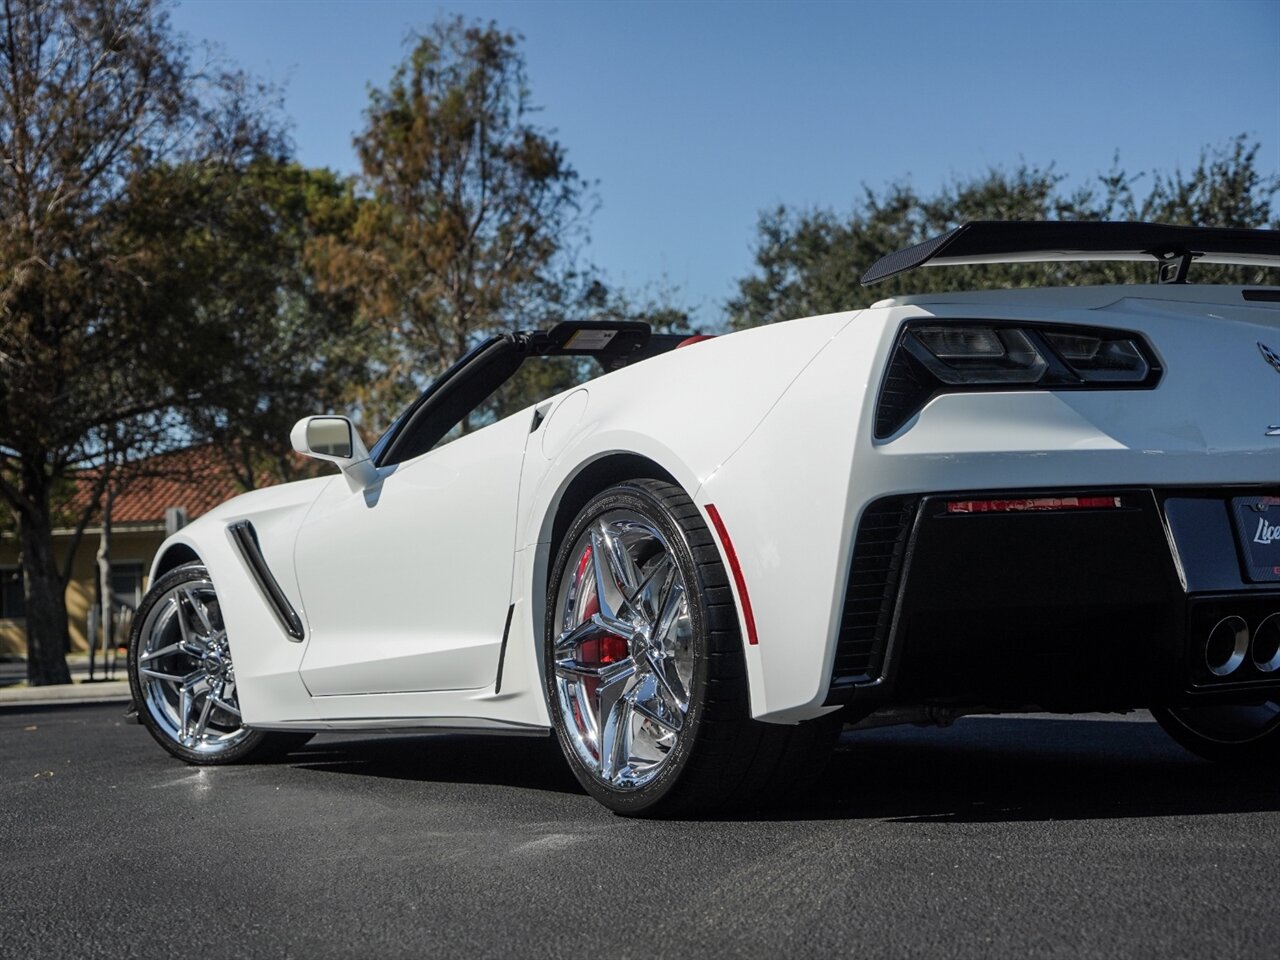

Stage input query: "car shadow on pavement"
[
  {"left": 290, "top": 732, "right": 586, "bottom": 796},
  {"left": 770, "top": 715, "right": 1280, "bottom": 825},
  {"left": 284, "top": 715, "right": 1280, "bottom": 823}
]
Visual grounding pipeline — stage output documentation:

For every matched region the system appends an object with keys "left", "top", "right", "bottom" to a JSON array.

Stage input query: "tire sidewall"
[{"left": 1152, "top": 704, "right": 1280, "bottom": 763}]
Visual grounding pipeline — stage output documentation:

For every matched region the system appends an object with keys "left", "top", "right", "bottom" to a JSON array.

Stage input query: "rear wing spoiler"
[{"left": 860, "top": 221, "right": 1280, "bottom": 286}]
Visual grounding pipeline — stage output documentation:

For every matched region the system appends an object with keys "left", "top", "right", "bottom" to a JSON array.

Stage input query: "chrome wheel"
[
  {"left": 547, "top": 480, "right": 838, "bottom": 817},
  {"left": 552, "top": 512, "right": 694, "bottom": 790},
  {"left": 136, "top": 577, "right": 250, "bottom": 756}
]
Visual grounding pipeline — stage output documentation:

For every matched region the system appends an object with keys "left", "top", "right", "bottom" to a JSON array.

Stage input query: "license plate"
[{"left": 1231, "top": 495, "right": 1280, "bottom": 582}]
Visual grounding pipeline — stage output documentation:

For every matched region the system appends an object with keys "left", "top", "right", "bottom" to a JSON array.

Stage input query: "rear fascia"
[
  {"left": 701, "top": 288, "right": 1280, "bottom": 723},
  {"left": 829, "top": 485, "right": 1280, "bottom": 715}
]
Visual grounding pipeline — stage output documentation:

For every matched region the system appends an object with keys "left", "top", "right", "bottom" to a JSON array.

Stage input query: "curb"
[{"left": 0, "top": 681, "right": 132, "bottom": 709}]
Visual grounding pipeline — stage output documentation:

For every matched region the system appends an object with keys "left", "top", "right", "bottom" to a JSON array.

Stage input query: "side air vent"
[
  {"left": 824, "top": 496, "right": 919, "bottom": 705},
  {"left": 228, "top": 520, "right": 306, "bottom": 642}
]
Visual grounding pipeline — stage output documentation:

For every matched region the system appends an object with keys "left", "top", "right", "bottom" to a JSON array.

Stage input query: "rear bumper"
[
  {"left": 826, "top": 486, "right": 1280, "bottom": 716},
  {"left": 700, "top": 299, "right": 1280, "bottom": 723}
]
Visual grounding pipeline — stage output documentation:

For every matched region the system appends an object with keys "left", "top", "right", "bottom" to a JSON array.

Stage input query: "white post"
[{"left": 97, "top": 487, "right": 115, "bottom": 680}]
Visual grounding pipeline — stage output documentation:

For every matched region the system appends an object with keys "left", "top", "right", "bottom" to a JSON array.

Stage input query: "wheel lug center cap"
[{"left": 203, "top": 650, "right": 226, "bottom": 679}]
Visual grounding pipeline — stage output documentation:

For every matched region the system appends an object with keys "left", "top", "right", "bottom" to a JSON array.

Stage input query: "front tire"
[
  {"left": 545, "top": 479, "right": 838, "bottom": 817},
  {"left": 127, "top": 562, "right": 312, "bottom": 764}
]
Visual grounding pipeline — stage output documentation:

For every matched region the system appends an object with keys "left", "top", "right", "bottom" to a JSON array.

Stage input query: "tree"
[
  {"left": 727, "top": 136, "right": 1280, "bottom": 329},
  {"left": 170, "top": 159, "right": 366, "bottom": 489},
  {"left": 0, "top": 0, "right": 293, "bottom": 684},
  {"left": 317, "top": 16, "right": 591, "bottom": 432}
]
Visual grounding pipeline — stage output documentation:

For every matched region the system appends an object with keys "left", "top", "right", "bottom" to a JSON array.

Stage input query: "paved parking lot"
[{"left": 2, "top": 703, "right": 1278, "bottom": 959}]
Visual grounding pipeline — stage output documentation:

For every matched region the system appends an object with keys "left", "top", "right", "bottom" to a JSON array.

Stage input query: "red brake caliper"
[{"left": 571, "top": 546, "right": 629, "bottom": 746}]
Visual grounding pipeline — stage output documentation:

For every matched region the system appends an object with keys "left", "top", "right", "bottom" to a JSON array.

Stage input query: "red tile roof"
[{"left": 72, "top": 445, "right": 259, "bottom": 525}]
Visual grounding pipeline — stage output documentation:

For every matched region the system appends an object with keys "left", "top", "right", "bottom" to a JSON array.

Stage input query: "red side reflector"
[
  {"left": 947, "top": 496, "right": 1123, "bottom": 514},
  {"left": 704, "top": 504, "right": 759, "bottom": 646}
]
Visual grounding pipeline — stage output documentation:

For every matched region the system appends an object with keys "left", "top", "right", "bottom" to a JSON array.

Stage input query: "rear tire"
[
  {"left": 1151, "top": 701, "right": 1280, "bottom": 763},
  {"left": 127, "top": 562, "right": 313, "bottom": 765},
  {"left": 544, "top": 479, "right": 839, "bottom": 817}
]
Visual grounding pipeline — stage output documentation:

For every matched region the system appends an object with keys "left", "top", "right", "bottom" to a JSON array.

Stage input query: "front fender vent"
[
  {"left": 824, "top": 495, "right": 919, "bottom": 705},
  {"left": 228, "top": 520, "right": 306, "bottom": 642}
]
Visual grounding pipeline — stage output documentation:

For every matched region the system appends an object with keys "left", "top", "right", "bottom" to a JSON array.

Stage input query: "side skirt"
[{"left": 250, "top": 716, "right": 550, "bottom": 736}]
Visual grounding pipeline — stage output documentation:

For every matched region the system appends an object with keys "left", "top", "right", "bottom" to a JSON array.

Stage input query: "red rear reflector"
[
  {"left": 947, "top": 496, "right": 1122, "bottom": 514},
  {"left": 704, "top": 504, "right": 759, "bottom": 646}
]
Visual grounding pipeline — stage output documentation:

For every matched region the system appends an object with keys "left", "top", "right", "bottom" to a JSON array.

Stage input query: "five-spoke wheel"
[
  {"left": 135, "top": 575, "right": 248, "bottom": 754},
  {"left": 128, "top": 563, "right": 311, "bottom": 764},
  {"left": 552, "top": 509, "right": 694, "bottom": 789},
  {"left": 545, "top": 479, "right": 840, "bottom": 816}
]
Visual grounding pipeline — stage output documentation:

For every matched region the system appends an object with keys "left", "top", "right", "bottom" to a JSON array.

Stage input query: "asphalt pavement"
[{"left": 2, "top": 704, "right": 1278, "bottom": 959}]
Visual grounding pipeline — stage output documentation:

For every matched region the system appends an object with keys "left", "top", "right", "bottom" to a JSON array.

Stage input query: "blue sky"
[{"left": 170, "top": 0, "right": 1279, "bottom": 323}]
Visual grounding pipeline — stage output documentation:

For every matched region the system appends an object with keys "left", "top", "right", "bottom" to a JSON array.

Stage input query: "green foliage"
[
  {"left": 318, "top": 15, "right": 591, "bottom": 433},
  {"left": 727, "top": 137, "right": 1280, "bottom": 329},
  {"left": 0, "top": 1, "right": 295, "bottom": 480},
  {"left": 0, "top": 0, "right": 317, "bottom": 681},
  {"left": 154, "top": 159, "right": 367, "bottom": 488},
  {"left": 0, "top": 5, "right": 364, "bottom": 490}
]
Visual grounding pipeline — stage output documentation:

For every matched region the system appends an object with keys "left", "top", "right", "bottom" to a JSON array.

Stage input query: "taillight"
[
  {"left": 946, "top": 495, "right": 1123, "bottom": 514},
  {"left": 875, "top": 320, "right": 1161, "bottom": 438},
  {"left": 1041, "top": 331, "right": 1151, "bottom": 382},
  {"left": 908, "top": 326, "right": 1048, "bottom": 384}
]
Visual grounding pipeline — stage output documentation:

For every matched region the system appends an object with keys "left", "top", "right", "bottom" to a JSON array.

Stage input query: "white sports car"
[{"left": 127, "top": 221, "right": 1280, "bottom": 816}]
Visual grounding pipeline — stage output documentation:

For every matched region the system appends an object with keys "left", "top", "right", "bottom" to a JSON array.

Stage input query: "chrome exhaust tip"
[
  {"left": 1205, "top": 615, "right": 1249, "bottom": 677},
  {"left": 1251, "top": 613, "right": 1280, "bottom": 674}
]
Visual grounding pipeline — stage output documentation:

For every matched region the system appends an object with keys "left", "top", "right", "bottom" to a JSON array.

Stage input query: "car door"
[
  {"left": 294, "top": 343, "right": 533, "bottom": 697},
  {"left": 294, "top": 410, "right": 530, "bottom": 696}
]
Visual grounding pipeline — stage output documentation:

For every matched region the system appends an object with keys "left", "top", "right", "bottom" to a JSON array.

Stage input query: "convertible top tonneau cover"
[{"left": 861, "top": 220, "right": 1280, "bottom": 285}]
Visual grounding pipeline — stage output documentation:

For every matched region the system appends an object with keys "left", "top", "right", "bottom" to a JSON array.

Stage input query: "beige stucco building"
[{"left": 0, "top": 447, "right": 247, "bottom": 657}]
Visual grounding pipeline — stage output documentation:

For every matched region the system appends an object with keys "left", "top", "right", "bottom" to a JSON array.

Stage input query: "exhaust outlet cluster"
[{"left": 1204, "top": 612, "right": 1280, "bottom": 677}]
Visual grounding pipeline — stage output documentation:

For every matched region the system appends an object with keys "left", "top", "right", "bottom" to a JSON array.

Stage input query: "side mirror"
[{"left": 290, "top": 415, "right": 377, "bottom": 492}]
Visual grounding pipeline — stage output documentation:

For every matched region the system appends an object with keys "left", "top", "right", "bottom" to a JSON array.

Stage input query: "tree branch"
[{"left": 0, "top": 460, "right": 37, "bottom": 516}]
